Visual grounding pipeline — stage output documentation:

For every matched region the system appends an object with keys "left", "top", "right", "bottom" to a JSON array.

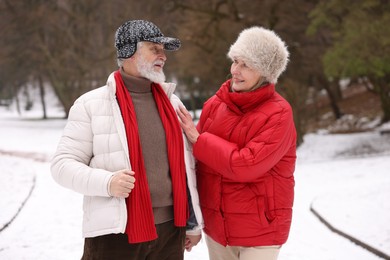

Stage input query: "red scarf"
[{"left": 114, "top": 70, "right": 188, "bottom": 243}]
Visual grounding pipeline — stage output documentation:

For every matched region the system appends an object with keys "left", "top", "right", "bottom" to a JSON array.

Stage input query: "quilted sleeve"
[
  {"left": 193, "top": 107, "right": 296, "bottom": 183},
  {"left": 51, "top": 97, "right": 113, "bottom": 197}
]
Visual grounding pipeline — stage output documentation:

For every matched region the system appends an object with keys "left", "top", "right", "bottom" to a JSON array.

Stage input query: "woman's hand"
[{"left": 177, "top": 106, "right": 200, "bottom": 144}]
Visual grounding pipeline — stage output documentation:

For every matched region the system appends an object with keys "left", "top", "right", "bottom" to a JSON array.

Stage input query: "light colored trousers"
[{"left": 206, "top": 235, "right": 281, "bottom": 260}]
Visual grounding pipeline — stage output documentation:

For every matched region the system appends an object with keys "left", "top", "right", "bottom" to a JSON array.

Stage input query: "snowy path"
[
  {"left": 0, "top": 157, "right": 84, "bottom": 259},
  {"left": 0, "top": 155, "right": 387, "bottom": 260},
  {"left": 280, "top": 157, "right": 389, "bottom": 260},
  {"left": 0, "top": 118, "right": 389, "bottom": 259}
]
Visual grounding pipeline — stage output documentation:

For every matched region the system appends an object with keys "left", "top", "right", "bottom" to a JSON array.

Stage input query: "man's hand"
[
  {"left": 185, "top": 234, "right": 202, "bottom": 252},
  {"left": 108, "top": 169, "right": 135, "bottom": 198},
  {"left": 177, "top": 106, "right": 200, "bottom": 144}
]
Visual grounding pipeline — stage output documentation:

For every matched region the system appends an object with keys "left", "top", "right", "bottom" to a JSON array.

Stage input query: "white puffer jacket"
[{"left": 51, "top": 72, "right": 203, "bottom": 238}]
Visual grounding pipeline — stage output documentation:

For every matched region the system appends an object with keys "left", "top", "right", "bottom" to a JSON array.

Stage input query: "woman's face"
[{"left": 230, "top": 58, "right": 262, "bottom": 92}]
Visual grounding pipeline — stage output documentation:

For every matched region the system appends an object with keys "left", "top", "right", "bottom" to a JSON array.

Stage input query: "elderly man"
[{"left": 51, "top": 20, "right": 203, "bottom": 260}]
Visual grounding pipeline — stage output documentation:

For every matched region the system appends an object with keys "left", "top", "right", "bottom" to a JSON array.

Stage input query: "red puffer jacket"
[{"left": 193, "top": 79, "right": 296, "bottom": 247}]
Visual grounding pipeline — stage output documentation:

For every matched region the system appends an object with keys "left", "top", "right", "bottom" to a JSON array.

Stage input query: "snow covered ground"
[{"left": 1, "top": 104, "right": 390, "bottom": 259}]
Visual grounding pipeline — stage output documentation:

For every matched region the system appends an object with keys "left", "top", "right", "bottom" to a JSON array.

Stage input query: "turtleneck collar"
[
  {"left": 216, "top": 79, "right": 275, "bottom": 114},
  {"left": 120, "top": 67, "right": 152, "bottom": 93}
]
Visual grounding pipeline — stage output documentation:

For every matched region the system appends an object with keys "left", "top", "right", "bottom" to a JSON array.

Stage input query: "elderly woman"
[{"left": 177, "top": 27, "right": 297, "bottom": 260}]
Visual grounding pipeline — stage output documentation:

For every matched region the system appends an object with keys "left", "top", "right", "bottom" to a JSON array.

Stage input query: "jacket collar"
[
  {"left": 216, "top": 79, "right": 275, "bottom": 115},
  {"left": 106, "top": 71, "right": 177, "bottom": 99}
]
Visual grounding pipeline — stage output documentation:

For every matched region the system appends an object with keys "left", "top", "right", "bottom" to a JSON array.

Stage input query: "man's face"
[{"left": 131, "top": 42, "right": 167, "bottom": 83}]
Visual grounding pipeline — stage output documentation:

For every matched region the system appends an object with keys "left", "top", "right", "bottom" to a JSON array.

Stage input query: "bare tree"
[{"left": 167, "top": 0, "right": 327, "bottom": 144}]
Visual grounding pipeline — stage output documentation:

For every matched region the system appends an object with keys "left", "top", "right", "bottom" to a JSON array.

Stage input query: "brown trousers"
[{"left": 81, "top": 220, "right": 186, "bottom": 260}]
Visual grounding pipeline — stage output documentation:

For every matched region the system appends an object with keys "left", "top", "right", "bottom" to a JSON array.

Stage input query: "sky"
[{"left": 0, "top": 87, "right": 390, "bottom": 260}]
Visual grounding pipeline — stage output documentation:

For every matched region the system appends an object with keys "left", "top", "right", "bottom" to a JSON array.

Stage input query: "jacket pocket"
[
  {"left": 83, "top": 196, "right": 121, "bottom": 233},
  {"left": 255, "top": 195, "right": 270, "bottom": 227},
  {"left": 248, "top": 183, "right": 272, "bottom": 226}
]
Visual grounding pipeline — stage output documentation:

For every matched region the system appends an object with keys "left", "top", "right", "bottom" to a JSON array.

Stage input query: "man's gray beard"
[{"left": 136, "top": 56, "right": 166, "bottom": 83}]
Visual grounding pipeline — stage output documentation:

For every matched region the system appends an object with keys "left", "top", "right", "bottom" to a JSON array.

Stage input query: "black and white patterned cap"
[{"left": 115, "top": 20, "right": 181, "bottom": 59}]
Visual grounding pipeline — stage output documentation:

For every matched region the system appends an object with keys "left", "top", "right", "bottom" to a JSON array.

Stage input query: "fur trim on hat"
[{"left": 228, "top": 27, "right": 289, "bottom": 84}]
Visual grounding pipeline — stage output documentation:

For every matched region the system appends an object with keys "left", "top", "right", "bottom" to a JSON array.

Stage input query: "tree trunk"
[
  {"left": 12, "top": 83, "right": 21, "bottom": 115},
  {"left": 318, "top": 76, "right": 343, "bottom": 119},
  {"left": 37, "top": 76, "right": 47, "bottom": 119},
  {"left": 15, "top": 94, "right": 21, "bottom": 115},
  {"left": 377, "top": 79, "right": 390, "bottom": 123}
]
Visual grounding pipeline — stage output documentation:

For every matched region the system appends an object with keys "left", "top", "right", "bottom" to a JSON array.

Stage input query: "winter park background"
[{"left": 0, "top": 85, "right": 390, "bottom": 260}]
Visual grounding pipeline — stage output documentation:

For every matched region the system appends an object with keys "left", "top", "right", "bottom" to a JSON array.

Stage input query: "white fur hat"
[{"left": 227, "top": 26, "right": 289, "bottom": 84}]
